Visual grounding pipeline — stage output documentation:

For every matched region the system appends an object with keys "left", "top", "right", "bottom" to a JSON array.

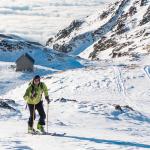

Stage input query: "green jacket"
[{"left": 23, "top": 82, "right": 49, "bottom": 105}]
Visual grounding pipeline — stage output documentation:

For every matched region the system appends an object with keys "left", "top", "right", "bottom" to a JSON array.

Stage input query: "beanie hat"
[{"left": 33, "top": 75, "right": 40, "bottom": 80}]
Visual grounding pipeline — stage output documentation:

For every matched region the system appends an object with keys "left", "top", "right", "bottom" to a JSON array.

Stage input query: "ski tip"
[
  {"left": 27, "top": 131, "right": 66, "bottom": 136},
  {"left": 48, "top": 132, "right": 66, "bottom": 136}
]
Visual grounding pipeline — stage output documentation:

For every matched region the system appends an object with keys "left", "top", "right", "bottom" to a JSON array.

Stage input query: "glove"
[{"left": 45, "top": 96, "right": 50, "bottom": 104}]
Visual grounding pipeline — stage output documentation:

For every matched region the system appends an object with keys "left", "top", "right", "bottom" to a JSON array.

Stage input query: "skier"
[{"left": 23, "top": 75, "right": 50, "bottom": 133}]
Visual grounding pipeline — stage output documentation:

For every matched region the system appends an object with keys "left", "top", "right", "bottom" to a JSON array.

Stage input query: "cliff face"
[{"left": 47, "top": 0, "right": 150, "bottom": 60}]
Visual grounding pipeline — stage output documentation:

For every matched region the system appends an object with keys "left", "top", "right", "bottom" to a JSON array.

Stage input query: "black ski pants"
[{"left": 28, "top": 101, "right": 46, "bottom": 127}]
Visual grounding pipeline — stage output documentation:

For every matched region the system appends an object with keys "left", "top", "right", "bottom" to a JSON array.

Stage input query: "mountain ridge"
[
  {"left": 46, "top": 0, "right": 150, "bottom": 61},
  {"left": 0, "top": 34, "right": 83, "bottom": 70}
]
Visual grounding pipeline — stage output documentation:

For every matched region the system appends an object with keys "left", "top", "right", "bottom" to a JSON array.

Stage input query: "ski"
[
  {"left": 27, "top": 130, "right": 40, "bottom": 135},
  {"left": 27, "top": 131, "right": 66, "bottom": 136},
  {"left": 42, "top": 132, "right": 66, "bottom": 136}
]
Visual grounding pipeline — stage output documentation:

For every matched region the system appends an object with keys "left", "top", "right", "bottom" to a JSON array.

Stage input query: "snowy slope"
[
  {"left": 0, "top": 33, "right": 83, "bottom": 97},
  {"left": 0, "top": 55, "right": 150, "bottom": 150},
  {"left": 0, "top": 0, "right": 150, "bottom": 150},
  {"left": 0, "top": 34, "right": 83, "bottom": 71},
  {"left": 47, "top": 0, "right": 150, "bottom": 61}
]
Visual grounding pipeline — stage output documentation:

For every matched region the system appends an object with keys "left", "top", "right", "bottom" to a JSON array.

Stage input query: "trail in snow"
[
  {"left": 144, "top": 66, "right": 150, "bottom": 79},
  {"left": 111, "top": 63, "right": 150, "bottom": 115},
  {"left": 113, "top": 66, "right": 126, "bottom": 94},
  {"left": 112, "top": 65, "right": 134, "bottom": 107}
]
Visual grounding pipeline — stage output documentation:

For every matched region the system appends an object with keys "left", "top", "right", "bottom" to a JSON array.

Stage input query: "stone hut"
[{"left": 16, "top": 53, "right": 34, "bottom": 71}]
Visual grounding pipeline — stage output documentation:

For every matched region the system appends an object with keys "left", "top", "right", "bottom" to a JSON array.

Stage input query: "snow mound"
[{"left": 0, "top": 99, "right": 20, "bottom": 119}]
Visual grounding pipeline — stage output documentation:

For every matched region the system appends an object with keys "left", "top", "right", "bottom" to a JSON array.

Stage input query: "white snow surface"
[
  {"left": 0, "top": 55, "right": 150, "bottom": 150},
  {"left": 0, "top": 0, "right": 150, "bottom": 150}
]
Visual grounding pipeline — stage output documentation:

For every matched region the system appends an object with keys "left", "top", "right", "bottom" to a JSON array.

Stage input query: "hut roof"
[{"left": 16, "top": 53, "right": 34, "bottom": 64}]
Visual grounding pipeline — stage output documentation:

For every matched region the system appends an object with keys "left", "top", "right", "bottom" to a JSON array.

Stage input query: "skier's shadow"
[{"left": 62, "top": 135, "right": 150, "bottom": 149}]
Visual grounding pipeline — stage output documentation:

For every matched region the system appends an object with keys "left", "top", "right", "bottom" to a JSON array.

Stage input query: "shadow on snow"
[
  {"left": 63, "top": 135, "right": 150, "bottom": 149},
  {"left": 1, "top": 140, "right": 32, "bottom": 150}
]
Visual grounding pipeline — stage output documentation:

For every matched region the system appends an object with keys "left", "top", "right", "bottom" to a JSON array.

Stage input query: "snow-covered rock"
[
  {"left": 47, "top": 0, "right": 150, "bottom": 60},
  {"left": 0, "top": 34, "right": 83, "bottom": 70},
  {"left": 0, "top": 99, "right": 20, "bottom": 119}
]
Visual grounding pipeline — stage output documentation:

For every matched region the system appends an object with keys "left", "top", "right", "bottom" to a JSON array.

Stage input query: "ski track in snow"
[
  {"left": 112, "top": 65, "right": 138, "bottom": 110},
  {"left": 113, "top": 66, "right": 125, "bottom": 94},
  {"left": 112, "top": 63, "right": 150, "bottom": 117},
  {"left": 144, "top": 66, "right": 150, "bottom": 79}
]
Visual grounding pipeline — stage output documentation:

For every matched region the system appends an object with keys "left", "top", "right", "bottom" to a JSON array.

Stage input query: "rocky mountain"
[
  {"left": 0, "top": 34, "right": 82, "bottom": 70},
  {"left": 46, "top": 0, "right": 150, "bottom": 60},
  {"left": 0, "top": 34, "right": 47, "bottom": 61},
  {"left": 0, "top": 34, "right": 43, "bottom": 52}
]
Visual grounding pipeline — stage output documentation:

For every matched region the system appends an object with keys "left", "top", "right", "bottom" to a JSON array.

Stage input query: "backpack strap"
[
  {"left": 40, "top": 82, "right": 44, "bottom": 90},
  {"left": 29, "top": 82, "right": 44, "bottom": 96}
]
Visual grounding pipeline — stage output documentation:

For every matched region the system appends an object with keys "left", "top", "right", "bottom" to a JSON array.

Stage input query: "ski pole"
[
  {"left": 46, "top": 102, "right": 49, "bottom": 133},
  {"left": 32, "top": 104, "right": 35, "bottom": 132}
]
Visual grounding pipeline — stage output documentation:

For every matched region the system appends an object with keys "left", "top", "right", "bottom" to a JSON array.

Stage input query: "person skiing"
[{"left": 23, "top": 75, "right": 50, "bottom": 133}]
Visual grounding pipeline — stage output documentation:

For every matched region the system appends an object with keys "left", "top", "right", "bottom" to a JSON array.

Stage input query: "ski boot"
[
  {"left": 28, "top": 126, "right": 36, "bottom": 134},
  {"left": 37, "top": 123, "right": 45, "bottom": 133}
]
